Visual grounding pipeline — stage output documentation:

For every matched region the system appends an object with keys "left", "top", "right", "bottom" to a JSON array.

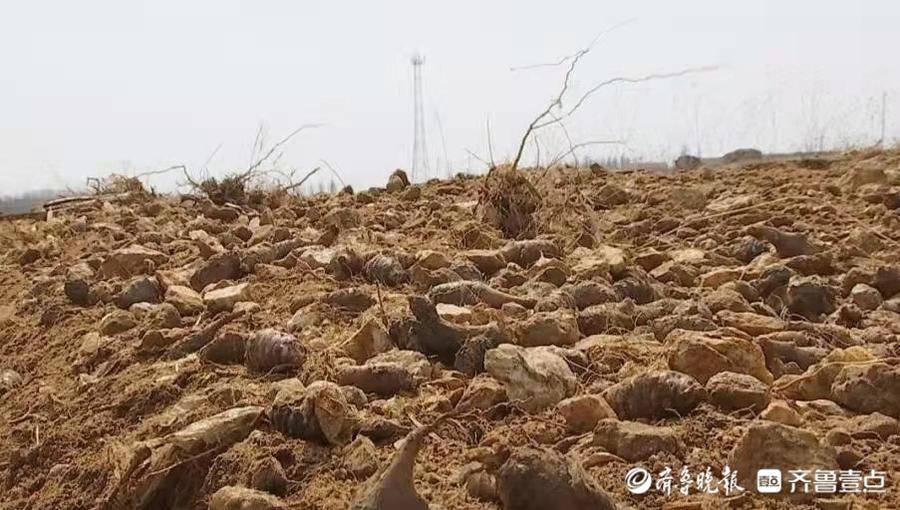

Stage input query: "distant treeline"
[{"left": 0, "top": 189, "right": 67, "bottom": 215}]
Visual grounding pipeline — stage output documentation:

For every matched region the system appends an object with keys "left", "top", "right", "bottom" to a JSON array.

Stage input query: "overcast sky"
[{"left": 0, "top": 1, "right": 897, "bottom": 195}]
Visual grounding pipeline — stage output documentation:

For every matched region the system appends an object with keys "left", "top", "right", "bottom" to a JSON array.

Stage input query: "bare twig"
[
  {"left": 547, "top": 140, "right": 623, "bottom": 168},
  {"left": 249, "top": 123, "right": 266, "bottom": 169},
  {"left": 134, "top": 165, "right": 186, "bottom": 179},
  {"left": 508, "top": 33, "right": 595, "bottom": 171},
  {"left": 464, "top": 148, "right": 491, "bottom": 167},
  {"left": 485, "top": 116, "right": 496, "bottom": 168},
  {"left": 245, "top": 123, "right": 326, "bottom": 178},
  {"left": 509, "top": 18, "right": 637, "bottom": 71},
  {"left": 507, "top": 18, "right": 714, "bottom": 172},
  {"left": 319, "top": 159, "right": 348, "bottom": 187},
  {"left": 202, "top": 143, "right": 223, "bottom": 173},
  {"left": 534, "top": 66, "right": 718, "bottom": 130},
  {"left": 374, "top": 279, "right": 389, "bottom": 329},
  {"left": 280, "top": 167, "right": 321, "bottom": 192}
]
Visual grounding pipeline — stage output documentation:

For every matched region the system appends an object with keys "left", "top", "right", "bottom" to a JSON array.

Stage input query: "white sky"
[{"left": 0, "top": 1, "right": 897, "bottom": 194}]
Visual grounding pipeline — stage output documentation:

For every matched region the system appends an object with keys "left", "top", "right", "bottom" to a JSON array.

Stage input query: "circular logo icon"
[{"left": 625, "top": 467, "right": 652, "bottom": 494}]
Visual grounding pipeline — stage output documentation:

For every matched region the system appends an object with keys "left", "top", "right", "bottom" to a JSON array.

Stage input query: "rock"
[
  {"left": 533, "top": 288, "right": 576, "bottom": 312},
  {"left": 570, "top": 245, "right": 626, "bottom": 278},
  {"left": 500, "top": 302, "right": 528, "bottom": 319},
  {"left": 100, "top": 245, "right": 167, "bottom": 278},
  {"left": 669, "top": 187, "right": 706, "bottom": 210},
  {"left": 850, "top": 413, "right": 900, "bottom": 439},
  {"left": 716, "top": 310, "right": 785, "bottom": 336},
  {"left": 706, "top": 194, "right": 755, "bottom": 213},
  {"left": 364, "top": 254, "right": 408, "bottom": 286},
  {"left": 728, "top": 422, "right": 838, "bottom": 493},
  {"left": 674, "top": 154, "right": 701, "bottom": 170},
  {"left": 500, "top": 239, "right": 562, "bottom": 268},
  {"left": 634, "top": 249, "right": 670, "bottom": 272},
  {"left": 65, "top": 278, "right": 97, "bottom": 306},
  {"left": 465, "top": 471, "right": 498, "bottom": 502},
  {"left": 456, "top": 375, "right": 507, "bottom": 411},
  {"left": 706, "top": 371, "right": 770, "bottom": 412},
  {"left": 759, "top": 401, "right": 803, "bottom": 427},
  {"left": 269, "top": 380, "right": 357, "bottom": 445},
  {"left": 850, "top": 283, "right": 883, "bottom": 311},
  {"left": 515, "top": 309, "right": 580, "bottom": 347},
  {"left": 722, "top": 148, "right": 762, "bottom": 164},
  {"left": 885, "top": 296, "right": 900, "bottom": 313},
  {"left": 592, "top": 419, "right": 682, "bottom": 461},
  {"left": 201, "top": 331, "right": 247, "bottom": 364},
  {"left": 496, "top": 447, "right": 618, "bottom": 510},
  {"left": 873, "top": 266, "right": 900, "bottom": 299},
  {"left": 613, "top": 271, "right": 660, "bottom": 304},
  {"left": 116, "top": 276, "right": 161, "bottom": 309},
  {"left": 124, "top": 406, "right": 265, "bottom": 508},
  {"left": 484, "top": 344, "right": 576, "bottom": 413},
  {"left": 842, "top": 165, "right": 888, "bottom": 190},
  {"left": 752, "top": 264, "right": 792, "bottom": 297},
  {"left": 98, "top": 310, "right": 137, "bottom": 335},
  {"left": 337, "top": 350, "right": 431, "bottom": 396},
  {"left": 650, "top": 261, "right": 696, "bottom": 286},
  {"left": 830, "top": 362, "right": 900, "bottom": 416},
  {"left": 18, "top": 248, "right": 41, "bottom": 266},
  {"left": 699, "top": 268, "right": 742, "bottom": 288},
  {"left": 824, "top": 428, "right": 852, "bottom": 448},
  {"left": 667, "top": 329, "right": 773, "bottom": 384},
  {"left": 249, "top": 456, "right": 288, "bottom": 496},
  {"left": 204, "top": 283, "right": 252, "bottom": 313},
  {"left": 299, "top": 246, "right": 337, "bottom": 269},
  {"left": 435, "top": 303, "right": 472, "bottom": 323},
  {"left": 245, "top": 329, "right": 306, "bottom": 373},
  {"left": 747, "top": 225, "right": 820, "bottom": 258},
  {"left": 189, "top": 229, "right": 225, "bottom": 258},
  {"left": 65, "top": 263, "right": 98, "bottom": 305},
  {"left": 556, "top": 394, "right": 617, "bottom": 433},
  {"left": 454, "top": 334, "right": 498, "bottom": 376},
  {"left": 576, "top": 303, "right": 634, "bottom": 336},
  {"left": 464, "top": 250, "right": 507, "bottom": 276},
  {"left": 190, "top": 252, "right": 242, "bottom": 291},
  {"left": 164, "top": 285, "right": 204, "bottom": 316},
  {"left": 428, "top": 281, "right": 535, "bottom": 309},
  {"left": 703, "top": 288, "right": 753, "bottom": 313},
  {"left": 564, "top": 280, "right": 616, "bottom": 309},
  {"left": 325, "top": 288, "right": 375, "bottom": 313},
  {"left": 0, "top": 369, "right": 23, "bottom": 393},
  {"left": 775, "top": 347, "right": 876, "bottom": 401},
  {"left": 386, "top": 169, "right": 410, "bottom": 192},
  {"left": 786, "top": 276, "right": 837, "bottom": 320},
  {"left": 596, "top": 183, "right": 630, "bottom": 206},
  {"left": 286, "top": 306, "right": 321, "bottom": 334},
  {"left": 344, "top": 435, "right": 379, "bottom": 478},
  {"left": 415, "top": 250, "right": 450, "bottom": 270},
  {"left": 145, "top": 303, "right": 182, "bottom": 329},
  {"left": 209, "top": 486, "right": 286, "bottom": 510},
  {"left": 603, "top": 370, "right": 706, "bottom": 420},
  {"left": 342, "top": 318, "right": 394, "bottom": 363},
  {"left": 350, "top": 421, "right": 432, "bottom": 510}
]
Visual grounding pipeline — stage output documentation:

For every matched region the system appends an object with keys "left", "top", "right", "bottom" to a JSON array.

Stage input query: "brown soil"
[{"left": 1, "top": 148, "right": 899, "bottom": 510}]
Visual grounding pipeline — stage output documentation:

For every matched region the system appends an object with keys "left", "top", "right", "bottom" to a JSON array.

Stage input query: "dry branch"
[{"left": 508, "top": 21, "right": 715, "bottom": 172}]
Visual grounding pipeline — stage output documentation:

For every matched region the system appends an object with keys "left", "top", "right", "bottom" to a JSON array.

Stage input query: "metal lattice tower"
[{"left": 410, "top": 53, "right": 430, "bottom": 182}]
